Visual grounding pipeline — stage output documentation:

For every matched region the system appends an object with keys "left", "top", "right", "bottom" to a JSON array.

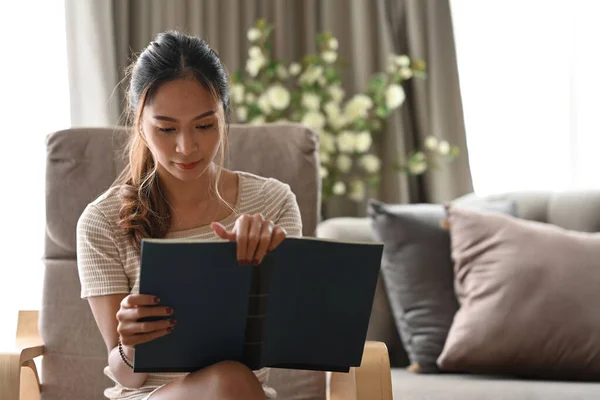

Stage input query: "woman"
[{"left": 76, "top": 30, "right": 302, "bottom": 400}]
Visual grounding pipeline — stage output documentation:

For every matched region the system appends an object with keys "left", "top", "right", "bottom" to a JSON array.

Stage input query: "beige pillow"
[{"left": 437, "top": 205, "right": 600, "bottom": 380}]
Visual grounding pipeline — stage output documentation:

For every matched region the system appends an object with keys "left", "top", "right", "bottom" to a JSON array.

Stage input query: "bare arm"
[{"left": 88, "top": 294, "right": 149, "bottom": 389}]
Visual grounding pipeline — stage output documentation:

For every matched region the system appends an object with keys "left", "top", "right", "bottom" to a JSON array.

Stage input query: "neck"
[{"left": 158, "top": 163, "right": 219, "bottom": 209}]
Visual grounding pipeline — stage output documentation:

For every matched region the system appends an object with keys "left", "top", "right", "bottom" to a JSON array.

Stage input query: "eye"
[
  {"left": 196, "top": 123, "right": 214, "bottom": 131},
  {"left": 158, "top": 127, "right": 176, "bottom": 133}
]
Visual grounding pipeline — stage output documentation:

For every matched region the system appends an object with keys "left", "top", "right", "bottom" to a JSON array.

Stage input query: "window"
[
  {"left": 451, "top": 0, "right": 600, "bottom": 196},
  {"left": 0, "top": 0, "right": 70, "bottom": 344}
]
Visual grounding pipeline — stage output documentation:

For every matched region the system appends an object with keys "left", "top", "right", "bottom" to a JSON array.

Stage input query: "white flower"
[
  {"left": 332, "top": 181, "right": 346, "bottom": 195},
  {"left": 337, "top": 130, "right": 356, "bottom": 153},
  {"left": 360, "top": 154, "right": 381, "bottom": 173},
  {"left": 289, "top": 62, "right": 302, "bottom": 76},
  {"left": 247, "top": 28, "right": 261, "bottom": 42},
  {"left": 321, "top": 50, "right": 337, "bottom": 64},
  {"left": 324, "top": 102, "right": 347, "bottom": 129},
  {"left": 349, "top": 180, "right": 366, "bottom": 202},
  {"left": 301, "top": 111, "right": 326, "bottom": 130},
  {"left": 344, "top": 94, "right": 373, "bottom": 122},
  {"left": 258, "top": 94, "right": 272, "bottom": 114},
  {"left": 336, "top": 154, "right": 353, "bottom": 173},
  {"left": 400, "top": 68, "right": 413, "bottom": 79},
  {"left": 438, "top": 140, "right": 451, "bottom": 155},
  {"left": 408, "top": 152, "right": 428, "bottom": 174},
  {"left": 276, "top": 64, "right": 289, "bottom": 79},
  {"left": 324, "top": 101, "right": 340, "bottom": 117},
  {"left": 329, "top": 114, "right": 348, "bottom": 130},
  {"left": 319, "top": 131, "right": 336, "bottom": 153},
  {"left": 385, "top": 84, "right": 406, "bottom": 109},
  {"left": 299, "top": 65, "right": 324, "bottom": 85},
  {"left": 236, "top": 107, "right": 248, "bottom": 122},
  {"left": 246, "top": 93, "right": 257, "bottom": 103},
  {"left": 246, "top": 57, "right": 265, "bottom": 77},
  {"left": 409, "top": 161, "right": 428, "bottom": 175},
  {"left": 317, "top": 76, "right": 327, "bottom": 86},
  {"left": 231, "top": 84, "right": 245, "bottom": 104},
  {"left": 249, "top": 115, "right": 266, "bottom": 125},
  {"left": 394, "top": 55, "right": 411, "bottom": 68},
  {"left": 266, "top": 85, "right": 291, "bottom": 110},
  {"left": 424, "top": 136, "right": 438, "bottom": 150},
  {"left": 320, "top": 166, "right": 329, "bottom": 178},
  {"left": 248, "top": 46, "right": 262, "bottom": 59},
  {"left": 329, "top": 38, "right": 339, "bottom": 50},
  {"left": 320, "top": 151, "right": 330, "bottom": 163},
  {"left": 328, "top": 85, "right": 345, "bottom": 103},
  {"left": 302, "top": 93, "right": 321, "bottom": 111},
  {"left": 354, "top": 131, "right": 372, "bottom": 152}
]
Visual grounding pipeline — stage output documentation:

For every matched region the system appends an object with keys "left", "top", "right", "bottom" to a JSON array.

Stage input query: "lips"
[{"left": 175, "top": 161, "right": 200, "bottom": 170}]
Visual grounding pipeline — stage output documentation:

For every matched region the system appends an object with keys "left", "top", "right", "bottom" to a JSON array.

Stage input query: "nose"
[{"left": 175, "top": 130, "right": 198, "bottom": 155}]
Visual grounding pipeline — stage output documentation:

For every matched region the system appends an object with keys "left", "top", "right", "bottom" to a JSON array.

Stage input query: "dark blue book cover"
[{"left": 134, "top": 237, "right": 383, "bottom": 373}]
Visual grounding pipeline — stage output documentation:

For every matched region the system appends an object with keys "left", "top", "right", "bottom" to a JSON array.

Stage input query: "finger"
[
  {"left": 253, "top": 219, "right": 274, "bottom": 264},
  {"left": 211, "top": 222, "right": 236, "bottom": 241},
  {"left": 268, "top": 226, "right": 287, "bottom": 251},
  {"left": 121, "top": 294, "right": 160, "bottom": 308},
  {"left": 245, "top": 214, "right": 264, "bottom": 264},
  {"left": 120, "top": 327, "right": 174, "bottom": 347},
  {"left": 235, "top": 215, "right": 251, "bottom": 263},
  {"left": 117, "top": 305, "right": 173, "bottom": 322},
  {"left": 119, "top": 318, "right": 176, "bottom": 337}
]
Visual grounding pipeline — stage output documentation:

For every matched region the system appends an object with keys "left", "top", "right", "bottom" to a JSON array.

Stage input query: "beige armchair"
[{"left": 0, "top": 124, "right": 392, "bottom": 400}]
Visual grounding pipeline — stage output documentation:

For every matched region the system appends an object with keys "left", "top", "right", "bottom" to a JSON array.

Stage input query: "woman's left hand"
[{"left": 211, "top": 213, "right": 287, "bottom": 265}]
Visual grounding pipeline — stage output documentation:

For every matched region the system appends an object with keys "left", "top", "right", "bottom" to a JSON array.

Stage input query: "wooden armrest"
[
  {"left": 330, "top": 341, "right": 392, "bottom": 400},
  {"left": 0, "top": 310, "right": 43, "bottom": 400}
]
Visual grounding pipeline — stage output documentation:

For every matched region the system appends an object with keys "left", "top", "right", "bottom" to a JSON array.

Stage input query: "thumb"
[{"left": 211, "top": 222, "right": 236, "bottom": 241}]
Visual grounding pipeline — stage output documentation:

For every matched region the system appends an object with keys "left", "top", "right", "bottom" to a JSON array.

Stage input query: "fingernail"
[
  {"left": 253, "top": 259, "right": 259, "bottom": 265},
  {"left": 166, "top": 307, "right": 173, "bottom": 315},
  {"left": 167, "top": 326, "right": 174, "bottom": 333},
  {"left": 169, "top": 319, "right": 177, "bottom": 326},
  {"left": 154, "top": 297, "right": 160, "bottom": 304}
]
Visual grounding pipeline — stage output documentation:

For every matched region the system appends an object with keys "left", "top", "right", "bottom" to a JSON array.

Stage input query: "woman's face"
[{"left": 141, "top": 77, "right": 222, "bottom": 182}]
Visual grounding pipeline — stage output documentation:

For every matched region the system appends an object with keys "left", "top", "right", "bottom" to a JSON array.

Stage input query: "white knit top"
[{"left": 76, "top": 171, "right": 303, "bottom": 400}]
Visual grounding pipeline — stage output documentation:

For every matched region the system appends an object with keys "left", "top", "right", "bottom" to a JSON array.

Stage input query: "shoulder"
[
  {"left": 237, "top": 171, "right": 294, "bottom": 202},
  {"left": 77, "top": 185, "right": 123, "bottom": 234}
]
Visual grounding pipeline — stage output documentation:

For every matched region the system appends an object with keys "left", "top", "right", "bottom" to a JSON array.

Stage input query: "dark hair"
[{"left": 115, "top": 30, "right": 232, "bottom": 250}]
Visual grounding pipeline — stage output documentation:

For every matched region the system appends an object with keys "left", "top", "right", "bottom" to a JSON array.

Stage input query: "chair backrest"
[{"left": 41, "top": 123, "right": 324, "bottom": 399}]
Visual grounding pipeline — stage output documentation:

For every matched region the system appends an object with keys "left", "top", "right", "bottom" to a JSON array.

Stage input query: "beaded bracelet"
[{"left": 117, "top": 338, "right": 134, "bottom": 370}]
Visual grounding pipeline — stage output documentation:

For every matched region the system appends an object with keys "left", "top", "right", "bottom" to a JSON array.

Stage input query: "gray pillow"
[{"left": 367, "top": 199, "right": 517, "bottom": 373}]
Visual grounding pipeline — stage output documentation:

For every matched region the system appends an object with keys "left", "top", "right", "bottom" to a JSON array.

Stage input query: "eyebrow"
[{"left": 153, "top": 110, "right": 216, "bottom": 122}]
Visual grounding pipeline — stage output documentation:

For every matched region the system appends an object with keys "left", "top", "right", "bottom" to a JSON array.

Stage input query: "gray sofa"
[{"left": 317, "top": 191, "right": 600, "bottom": 400}]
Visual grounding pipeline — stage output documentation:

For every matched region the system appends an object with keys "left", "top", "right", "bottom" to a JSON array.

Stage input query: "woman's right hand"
[{"left": 116, "top": 294, "right": 176, "bottom": 348}]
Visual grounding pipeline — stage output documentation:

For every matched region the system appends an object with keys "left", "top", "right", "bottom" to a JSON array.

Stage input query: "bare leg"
[{"left": 148, "top": 361, "right": 265, "bottom": 400}]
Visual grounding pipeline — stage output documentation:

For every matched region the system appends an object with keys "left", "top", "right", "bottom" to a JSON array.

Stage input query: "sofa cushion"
[
  {"left": 391, "top": 368, "right": 600, "bottom": 400},
  {"left": 438, "top": 206, "right": 600, "bottom": 380},
  {"left": 367, "top": 199, "right": 516, "bottom": 373}
]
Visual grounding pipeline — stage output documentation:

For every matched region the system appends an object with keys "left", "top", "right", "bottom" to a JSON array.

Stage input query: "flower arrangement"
[{"left": 230, "top": 19, "right": 459, "bottom": 202}]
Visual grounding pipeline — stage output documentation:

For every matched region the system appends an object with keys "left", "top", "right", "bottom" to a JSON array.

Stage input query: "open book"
[{"left": 133, "top": 237, "right": 383, "bottom": 373}]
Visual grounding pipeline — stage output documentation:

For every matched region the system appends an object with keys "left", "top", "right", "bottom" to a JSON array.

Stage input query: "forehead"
[{"left": 145, "top": 77, "right": 217, "bottom": 115}]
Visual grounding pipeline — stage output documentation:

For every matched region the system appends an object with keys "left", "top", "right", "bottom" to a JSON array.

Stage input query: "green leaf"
[{"left": 376, "top": 106, "right": 388, "bottom": 118}]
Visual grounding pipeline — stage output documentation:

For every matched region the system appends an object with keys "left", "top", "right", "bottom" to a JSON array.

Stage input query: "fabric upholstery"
[
  {"left": 366, "top": 199, "right": 516, "bottom": 372},
  {"left": 438, "top": 205, "right": 600, "bottom": 380},
  {"left": 42, "top": 123, "right": 324, "bottom": 400},
  {"left": 391, "top": 368, "right": 600, "bottom": 400}
]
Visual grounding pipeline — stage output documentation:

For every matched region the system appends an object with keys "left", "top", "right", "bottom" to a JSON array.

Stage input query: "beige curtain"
[{"left": 65, "top": 0, "right": 472, "bottom": 216}]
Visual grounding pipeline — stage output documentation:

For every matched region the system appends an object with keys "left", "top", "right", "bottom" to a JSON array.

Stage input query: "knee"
[{"left": 188, "top": 360, "right": 264, "bottom": 400}]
